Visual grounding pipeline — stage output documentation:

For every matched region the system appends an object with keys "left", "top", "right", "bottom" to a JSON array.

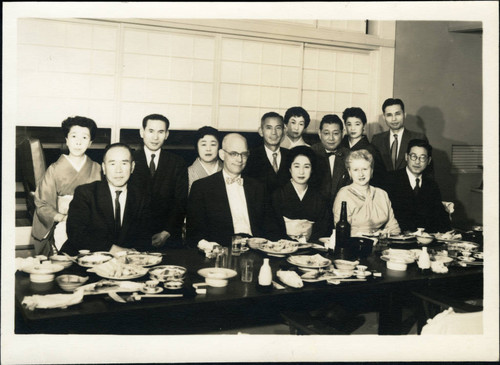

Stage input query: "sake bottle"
[
  {"left": 335, "top": 201, "right": 351, "bottom": 256},
  {"left": 258, "top": 258, "right": 272, "bottom": 286},
  {"left": 418, "top": 246, "right": 431, "bottom": 273}
]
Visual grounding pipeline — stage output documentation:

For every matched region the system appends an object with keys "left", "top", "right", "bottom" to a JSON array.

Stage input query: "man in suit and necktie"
[
  {"left": 310, "top": 114, "right": 350, "bottom": 231},
  {"left": 186, "top": 133, "right": 281, "bottom": 247},
  {"left": 129, "top": 114, "right": 188, "bottom": 248},
  {"left": 243, "top": 111, "right": 290, "bottom": 195},
  {"left": 371, "top": 98, "right": 429, "bottom": 173},
  {"left": 61, "top": 143, "right": 153, "bottom": 255},
  {"left": 385, "top": 139, "right": 451, "bottom": 233}
]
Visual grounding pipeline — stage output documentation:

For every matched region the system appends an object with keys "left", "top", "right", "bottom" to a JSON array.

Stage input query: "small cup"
[
  {"left": 145, "top": 280, "right": 159, "bottom": 289},
  {"left": 240, "top": 259, "right": 254, "bottom": 283},
  {"left": 461, "top": 251, "right": 472, "bottom": 258}
]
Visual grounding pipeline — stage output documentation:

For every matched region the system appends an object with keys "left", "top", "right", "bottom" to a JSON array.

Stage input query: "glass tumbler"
[{"left": 240, "top": 258, "right": 254, "bottom": 283}]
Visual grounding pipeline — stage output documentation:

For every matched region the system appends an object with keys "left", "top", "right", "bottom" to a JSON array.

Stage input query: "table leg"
[{"left": 378, "top": 289, "right": 404, "bottom": 335}]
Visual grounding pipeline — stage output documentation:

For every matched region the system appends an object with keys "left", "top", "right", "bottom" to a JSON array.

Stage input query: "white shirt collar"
[
  {"left": 143, "top": 146, "right": 161, "bottom": 165},
  {"left": 222, "top": 169, "right": 241, "bottom": 183},
  {"left": 405, "top": 166, "right": 421, "bottom": 189},
  {"left": 108, "top": 182, "right": 128, "bottom": 196}
]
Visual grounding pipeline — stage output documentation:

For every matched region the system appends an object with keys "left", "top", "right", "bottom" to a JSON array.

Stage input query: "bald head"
[{"left": 219, "top": 133, "right": 249, "bottom": 177}]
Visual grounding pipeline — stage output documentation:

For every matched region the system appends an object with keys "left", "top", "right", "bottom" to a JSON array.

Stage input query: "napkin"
[
  {"left": 16, "top": 256, "right": 46, "bottom": 272},
  {"left": 22, "top": 288, "right": 84, "bottom": 310},
  {"left": 277, "top": 270, "right": 303, "bottom": 288},
  {"left": 430, "top": 260, "right": 449, "bottom": 274},
  {"left": 197, "top": 239, "right": 221, "bottom": 258},
  {"left": 284, "top": 217, "right": 313, "bottom": 240}
]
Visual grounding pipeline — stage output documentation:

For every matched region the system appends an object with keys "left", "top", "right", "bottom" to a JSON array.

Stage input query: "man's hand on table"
[{"left": 152, "top": 231, "right": 170, "bottom": 248}]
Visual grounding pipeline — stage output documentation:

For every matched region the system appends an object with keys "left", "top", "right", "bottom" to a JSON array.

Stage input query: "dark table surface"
[{"left": 15, "top": 240, "right": 483, "bottom": 335}]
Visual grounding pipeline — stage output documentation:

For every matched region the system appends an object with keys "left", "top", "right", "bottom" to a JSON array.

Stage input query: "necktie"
[
  {"left": 226, "top": 176, "right": 243, "bottom": 185},
  {"left": 149, "top": 154, "right": 156, "bottom": 176},
  {"left": 326, "top": 150, "right": 339, "bottom": 157},
  {"left": 414, "top": 178, "right": 420, "bottom": 195},
  {"left": 391, "top": 134, "right": 398, "bottom": 170},
  {"left": 114, "top": 190, "right": 122, "bottom": 237},
  {"left": 272, "top": 152, "right": 279, "bottom": 173}
]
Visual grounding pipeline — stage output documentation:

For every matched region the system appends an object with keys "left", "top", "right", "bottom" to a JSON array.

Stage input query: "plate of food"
[
  {"left": 387, "top": 234, "right": 416, "bottom": 242},
  {"left": 88, "top": 259, "right": 148, "bottom": 280},
  {"left": 124, "top": 253, "right": 162, "bottom": 267},
  {"left": 259, "top": 240, "right": 299, "bottom": 256},
  {"left": 433, "top": 231, "right": 464, "bottom": 243},
  {"left": 287, "top": 254, "right": 332, "bottom": 269},
  {"left": 77, "top": 251, "right": 114, "bottom": 268}
]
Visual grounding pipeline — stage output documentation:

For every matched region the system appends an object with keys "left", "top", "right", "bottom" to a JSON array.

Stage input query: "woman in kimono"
[
  {"left": 333, "top": 149, "right": 400, "bottom": 237},
  {"left": 30, "top": 116, "right": 102, "bottom": 255},
  {"left": 272, "top": 146, "right": 329, "bottom": 241},
  {"left": 187, "top": 126, "right": 222, "bottom": 193},
  {"left": 339, "top": 107, "right": 386, "bottom": 187}
]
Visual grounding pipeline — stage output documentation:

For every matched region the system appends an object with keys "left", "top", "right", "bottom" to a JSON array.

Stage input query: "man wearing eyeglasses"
[
  {"left": 244, "top": 112, "right": 290, "bottom": 194},
  {"left": 385, "top": 139, "right": 451, "bottom": 233},
  {"left": 186, "top": 133, "right": 281, "bottom": 247}
]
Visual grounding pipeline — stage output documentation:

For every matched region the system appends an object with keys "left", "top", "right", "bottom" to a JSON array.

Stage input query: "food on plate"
[
  {"left": 78, "top": 252, "right": 113, "bottom": 266},
  {"left": 289, "top": 254, "right": 331, "bottom": 267},
  {"left": 90, "top": 260, "right": 148, "bottom": 279},
  {"left": 125, "top": 254, "right": 162, "bottom": 267},
  {"left": 434, "top": 230, "right": 462, "bottom": 241},
  {"left": 260, "top": 239, "right": 298, "bottom": 253},
  {"left": 149, "top": 265, "right": 187, "bottom": 281}
]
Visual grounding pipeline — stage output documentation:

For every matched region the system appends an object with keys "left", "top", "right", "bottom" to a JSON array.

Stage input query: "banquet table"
[{"left": 15, "top": 242, "right": 483, "bottom": 335}]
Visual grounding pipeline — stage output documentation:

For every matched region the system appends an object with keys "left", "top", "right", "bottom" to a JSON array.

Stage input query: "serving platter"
[
  {"left": 258, "top": 241, "right": 299, "bottom": 256},
  {"left": 124, "top": 253, "right": 162, "bottom": 267},
  {"left": 287, "top": 255, "right": 332, "bottom": 269},
  {"left": 77, "top": 252, "right": 114, "bottom": 268},
  {"left": 89, "top": 260, "right": 148, "bottom": 280}
]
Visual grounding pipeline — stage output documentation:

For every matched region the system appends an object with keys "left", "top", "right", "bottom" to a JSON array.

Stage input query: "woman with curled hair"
[
  {"left": 188, "top": 126, "right": 222, "bottom": 193},
  {"left": 333, "top": 149, "right": 400, "bottom": 236},
  {"left": 30, "top": 116, "right": 102, "bottom": 255},
  {"left": 272, "top": 146, "right": 329, "bottom": 241}
]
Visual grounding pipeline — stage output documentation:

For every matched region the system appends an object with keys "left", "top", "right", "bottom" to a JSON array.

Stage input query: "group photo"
[{"left": 2, "top": 2, "right": 498, "bottom": 364}]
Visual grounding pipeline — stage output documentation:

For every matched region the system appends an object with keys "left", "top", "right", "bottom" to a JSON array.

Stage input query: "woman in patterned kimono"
[
  {"left": 333, "top": 149, "right": 400, "bottom": 237},
  {"left": 30, "top": 116, "right": 102, "bottom": 255},
  {"left": 272, "top": 146, "right": 329, "bottom": 241},
  {"left": 187, "top": 126, "right": 222, "bottom": 193}
]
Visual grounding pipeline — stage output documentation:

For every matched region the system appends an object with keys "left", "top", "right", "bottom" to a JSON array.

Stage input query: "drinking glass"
[
  {"left": 241, "top": 259, "right": 254, "bottom": 283},
  {"left": 231, "top": 235, "right": 245, "bottom": 256},
  {"left": 215, "top": 247, "right": 228, "bottom": 268}
]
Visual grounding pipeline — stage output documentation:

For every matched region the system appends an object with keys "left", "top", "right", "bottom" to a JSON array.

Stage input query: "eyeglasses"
[
  {"left": 223, "top": 149, "right": 250, "bottom": 159},
  {"left": 408, "top": 153, "right": 429, "bottom": 162}
]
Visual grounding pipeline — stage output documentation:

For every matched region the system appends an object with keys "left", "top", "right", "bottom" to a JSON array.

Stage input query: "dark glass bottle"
[{"left": 335, "top": 201, "right": 351, "bottom": 257}]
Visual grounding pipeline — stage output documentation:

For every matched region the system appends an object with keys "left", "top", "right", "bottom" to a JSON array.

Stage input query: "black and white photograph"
[{"left": 2, "top": 2, "right": 498, "bottom": 363}]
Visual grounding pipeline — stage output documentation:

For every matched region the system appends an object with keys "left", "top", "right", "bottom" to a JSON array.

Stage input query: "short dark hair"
[
  {"left": 286, "top": 145, "right": 317, "bottom": 171},
  {"left": 103, "top": 142, "right": 134, "bottom": 162},
  {"left": 319, "top": 114, "right": 343, "bottom": 131},
  {"left": 382, "top": 98, "right": 405, "bottom": 114},
  {"left": 284, "top": 107, "right": 310, "bottom": 128},
  {"left": 62, "top": 116, "right": 98, "bottom": 141},
  {"left": 142, "top": 114, "right": 170, "bottom": 130},
  {"left": 194, "top": 126, "right": 220, "bottom": 151},
  {"left": 342, "top": 107, "right": 367, "bottom": 126},
  {"left": 407, "top": 139, "right": 432, "bottom": 157},
  {"left": 260, "top": 112, "right": 284, "bottom": 128}
]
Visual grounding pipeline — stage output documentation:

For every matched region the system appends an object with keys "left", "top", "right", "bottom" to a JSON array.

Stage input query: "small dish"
[
  {"left": 164, "top": 281, "right": 184, "bottom": 290},
  {"left": 334, "top": 259, "right": 359, "bottom": 271},
  {"left": 415, "top": 234, "right": 434, "bottom": 245},
  {"left": 354, "top": 270, "right": 372, "bottom": 278},
  {"left": 141, "top": 286, "right": 163, "bottom": 294},
  {"left": 458, "top": 256, "right": 475, "bottom": 262},
  {"left": 197, "top": 268, "right": 237, "bottom": 287},
  {"left": 56, "top": 275, "right": 89, "bottom": 291},
  {"left": 386, "top": 259, "right": 408, "bottom": 271},
  {"left": 248, "top": 237, "right": 267, "bottom": 250},
  {"left": 473, "top": 252, "right": 484, "bottom": 260},
  {"left": 50, "top": 254, "right": 73, "bottom": 269}
]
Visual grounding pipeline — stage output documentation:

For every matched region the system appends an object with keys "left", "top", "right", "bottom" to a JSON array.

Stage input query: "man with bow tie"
[
  {"left": 311, "top": 114, "right": 351, "bottom": 232},
  {"left": 186, "top": 133, "right": 281, "bottom": 247}
]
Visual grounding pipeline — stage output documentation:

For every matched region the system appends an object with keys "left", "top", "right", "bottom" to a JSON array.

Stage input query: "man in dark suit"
[
  {"left": 385, "top": 139, "right": 451, "bottom": 233},
  {"left": 310, "top": 114, "right": 350, "bottom": 210},
  {"left": 129, "top": 114, "right": 188, "bottom": 247},
  {"left": 187, "top": 133, "right": 281, "bottom": 247},
  {"left": 371, "top": 98, "right": 428, "bottom": 173},
  {"left": 243, "top": 111, "right": 290, "bottom": 195},
  {"left": 61, "top": 143, "right": 153, "bottom": 255}
]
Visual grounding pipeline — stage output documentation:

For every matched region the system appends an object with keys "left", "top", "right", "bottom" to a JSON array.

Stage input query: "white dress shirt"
[
  {"left": 389, "top": 128, "right": 405, "bottom": 157},
  {"left": 143, "top": 146, "right": 160, "bottom": 170},
  {"left": 108, "top": 183, "right": 127, "bottom": 225},
  {"left": 406, "top": 167, "right": 422, "bottom": 190},
  {"left": 222, "top": 170, "right": 252, "bottom": 236},
  {"left": 264, "top": 145, "right": 281, "bottom": 170},
  {"left": 325, "top": 150, "right": 336, "bottom": 176}
]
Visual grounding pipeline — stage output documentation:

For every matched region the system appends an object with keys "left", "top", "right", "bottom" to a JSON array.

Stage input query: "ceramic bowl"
[
  {"left": 415, "top": 235, "right": 434, "bottom": 245},
  {"left": 248, "top": 237, "right": 268, "bottom": 250},
  {"left": 386, "top": 259, "right": 408, "bottom": 271},
  {"left": 197, "top": 268, "right": 237, "bottom": 287},
  {"left": 50, "top": 254, "right": 73, "bottom": 269},
  {"left": 56, "top": 275, "right": 89, "bottom": 291},
  {"left": 334, "top": 259, "right": 359, "bottom": 271}
]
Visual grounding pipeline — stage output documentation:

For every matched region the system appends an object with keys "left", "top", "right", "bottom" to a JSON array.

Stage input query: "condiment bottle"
[
  {"left": 335, "top": 201, "right": 351, "bottom": 256},
  {"left": 258, "top": 258, "right": 272, "bottom": 286},
  {"left": 418, "top": 247, "right": 431, "bottom": 272}
]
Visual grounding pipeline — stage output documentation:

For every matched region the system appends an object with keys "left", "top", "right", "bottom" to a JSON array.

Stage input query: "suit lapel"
[
  {"left": 381, "top": 132, "right": 393, "bottom": 170},
  {"left": 396, "top": 130, "right": 411, "bottom": 170},
  {"left": 242, "top": 178, "right": 256, "bottom": 232},
  {"left": 97, "top": 182, "right": 116, "bottom": 239},
  {"left": 215, "top": 172, "right": 234, "bottom": 231},
  {"left": 331, "top": 153, "right": 346, "bottom": 193},
  {"left": 118, "top": 185, "right": 136, "bottom": 242}
]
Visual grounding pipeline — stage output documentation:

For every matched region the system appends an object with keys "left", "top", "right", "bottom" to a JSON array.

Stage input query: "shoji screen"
[
  {"left": 120, "top": 26, "right": 216, "bottom": 129},
  {"left": 218, "top": 37, "right": 303, "bottom": 130},
  {"left": 17, "top": 19, "right": 119, "bottom": 128},
  {"left": 302, "top": 45, "right": 372, "bottom": 131}
]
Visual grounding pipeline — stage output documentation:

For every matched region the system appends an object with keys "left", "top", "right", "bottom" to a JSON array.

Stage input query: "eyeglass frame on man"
[
  {"left": 222, "top": 149, "right": 250, "bottom": 159},
  {"left": 408, "top": 153, "right": 429, "bottom": 163}
]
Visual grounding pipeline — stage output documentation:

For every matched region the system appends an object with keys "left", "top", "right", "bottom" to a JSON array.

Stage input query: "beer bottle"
[{"left": 335, "top": 201, "right": 351, "bottom": 256}]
